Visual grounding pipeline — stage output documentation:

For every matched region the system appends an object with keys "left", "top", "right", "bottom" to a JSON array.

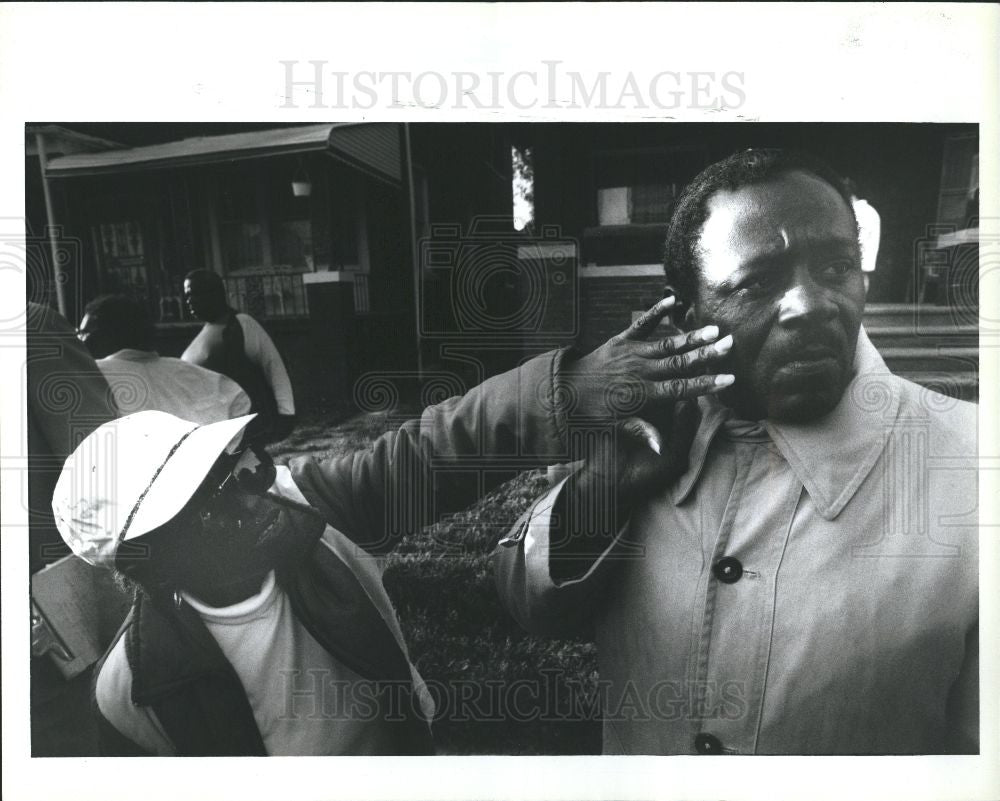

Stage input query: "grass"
[{"left": 272, "top": 409, "right": 602, "bottom": 755}]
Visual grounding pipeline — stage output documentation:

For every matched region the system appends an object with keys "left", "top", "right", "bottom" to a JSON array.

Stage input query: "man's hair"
[
  {"left": 663, "top": 148, "right": 858, "bottom": 308},
  {"left": 83, "top": 294, "right": 155, "bottom": 351},
  {"left": 184, "top": 268, "right": 225, "bottom": 293}
]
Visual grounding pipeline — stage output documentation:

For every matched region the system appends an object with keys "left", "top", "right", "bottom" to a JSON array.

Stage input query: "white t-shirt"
[
  {"left": 98, "top": 349, "right": 251, "bottom": 424},
  {"left": 183, "top": 571, "right": 395, "bottom": 755}
]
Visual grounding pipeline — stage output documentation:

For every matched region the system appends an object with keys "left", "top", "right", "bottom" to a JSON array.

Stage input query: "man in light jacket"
[{"left": 493, "top": 149, "right": 978, "bottom": 755}]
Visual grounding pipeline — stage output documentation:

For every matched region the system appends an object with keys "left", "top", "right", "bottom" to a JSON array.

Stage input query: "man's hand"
[
  {"left": 560, "top": 296, "right": 733, "bottom": 499},
  {"left": 548, "top": 298, "right": 735, "bottom": 581},
  {"left": 561, "top": 296, "right": 734, "bottom": 424}
]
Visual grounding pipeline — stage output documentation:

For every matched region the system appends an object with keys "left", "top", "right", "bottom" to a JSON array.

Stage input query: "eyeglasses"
[
  {"left": 192, "top": 447, "right": 276, "bottom": 537},
  {"left": 194, "top": 446, "right": 324, "bottom": 538},
  {"left": 206, "top": 446, "right": 278, "bottom": 502}
]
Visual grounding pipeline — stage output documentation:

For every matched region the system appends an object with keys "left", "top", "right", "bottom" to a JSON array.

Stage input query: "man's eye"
[
  {"left": 820, "top": 259, "right": 854, "bottom": 277},
  {"left": 736, "top": 276, "right": 772, "bottom": 293}
]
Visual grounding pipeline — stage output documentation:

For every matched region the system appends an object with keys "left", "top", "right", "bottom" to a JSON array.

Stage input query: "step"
[
  {"left": 896, "top": 370, "right": 979, "bottom": 402},
  {"left": 866, "top": 324, "right": 979, "bottom": 349},
  {"left": 878, "top": 346, "right": 978, "bottom": 374},
  {"left": 863, "top": 303, "right": 977, "bottom": 331}
]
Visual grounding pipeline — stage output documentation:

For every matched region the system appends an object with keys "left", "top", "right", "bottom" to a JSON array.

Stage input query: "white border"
[{"left": 1, "top": 3, "right": 998, "bottom": 801}]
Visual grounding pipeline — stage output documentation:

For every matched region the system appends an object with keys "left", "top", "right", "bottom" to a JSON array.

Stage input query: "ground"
[{"left": 272, "top": 410, "right": 602, "bottom": 755}]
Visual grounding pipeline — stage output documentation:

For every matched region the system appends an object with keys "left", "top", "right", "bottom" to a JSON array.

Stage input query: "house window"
[
  {"left": 592, "top": 146, "right": 705, "bottom": 227},
  {"left": 88, "top": 190, "right": 178, "bottom": 320},
  {"left": 269, "top": 173, "right": 315, "bottom": 272},
  {"left": 200, "top": 160, "right": 372, "bottom": 317},
  {"left": 217, "top": 172, "right": 266, "bottom": 272},
  {"left": 597, "top": 183, "right": 677, "bottom": 226},
  {"left": 584, "top": 146, "right": 706, "bottom": 266},
  {"left": 217, "top": 169, "right": 314, "bottom": 274},
  {"left": 206, "top": 164, "right": 316, "bottom": 318}
]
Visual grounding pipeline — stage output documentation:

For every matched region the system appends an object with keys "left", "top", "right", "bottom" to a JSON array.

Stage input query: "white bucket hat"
[{"left": 52, "top": 410, "right": 256, "bottom": 567}]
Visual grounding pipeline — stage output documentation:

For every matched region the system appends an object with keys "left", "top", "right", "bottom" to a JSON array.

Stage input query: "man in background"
[
  {"left": 78, "top": 293, "right": 251, "bottom": 424},
  {"left": 845, "top": 178, "right": 880, "bottom": 295},
  {"left": 181, "top": 270, "right": 296, "bottom": 445}
]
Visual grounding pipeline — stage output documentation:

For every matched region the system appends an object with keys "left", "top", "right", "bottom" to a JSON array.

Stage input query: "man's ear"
[
  {"left": 663, "top": 285, "right": 690, "bottom": 330},
  {"left": 682, "top": 305, "right": 698, "bottom": 332}
]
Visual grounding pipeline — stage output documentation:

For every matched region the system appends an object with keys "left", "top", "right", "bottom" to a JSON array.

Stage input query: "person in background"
[
  {"left": 26, "top": 301, "right": 120, "bottom": 756},
  {"left": 845, "top": 178, "right": 880, "bottom": 295},
  {"left": 78, "top": 293, "right": 251, "bottom": 425},
  {"left": 181, "top": 269, "right": 296, "bottom": 445}
]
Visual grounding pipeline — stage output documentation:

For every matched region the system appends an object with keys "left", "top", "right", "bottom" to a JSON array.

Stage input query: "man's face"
[
  {"left": 688, "top": 170, "right": 865, "bottom": 422},
  {"left": 76, "top": 312, "right": 113, "bottom": 359},
  {"left": 183, "top": 278, "right": 216, "bottom": 321},
  {"left": 139, "top": 449, "right": 325, "bottom": 599}
]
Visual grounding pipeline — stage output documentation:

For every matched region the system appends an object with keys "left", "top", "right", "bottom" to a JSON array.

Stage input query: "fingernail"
[
  {"left": 714, "top": 374, "right": 735, "bottom": 387},
  {"left": 646, "top": 436, "right": 662, "bottom": 455},
  {"left": 659, "top": 296, "right": 676, "bottom": 309},
  {"left": 699, "top": 325, "right": 719, "bottom": 342},
  {"left": 714, "top": 334, "right": 734, "bottom": 353}
]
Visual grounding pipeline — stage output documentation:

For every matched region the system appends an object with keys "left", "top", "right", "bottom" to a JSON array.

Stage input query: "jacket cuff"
[{"left": 500, "top": 477, "right": 626, "bottom": 590}]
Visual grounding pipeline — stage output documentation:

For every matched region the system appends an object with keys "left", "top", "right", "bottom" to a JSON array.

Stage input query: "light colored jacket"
[{"left": 493, "top": 329, "right": 979, "bottom": 755}]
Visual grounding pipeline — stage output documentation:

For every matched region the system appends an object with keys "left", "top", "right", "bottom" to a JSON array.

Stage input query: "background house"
[
  {"left": 513, "top": 122, "right": 979, "bottom": 399},
  {"left": 33, "top": 123, "right": 415, "bottom": 412},
  {"left": 28, "top": 122, "right": 979, "bottom": 416}
]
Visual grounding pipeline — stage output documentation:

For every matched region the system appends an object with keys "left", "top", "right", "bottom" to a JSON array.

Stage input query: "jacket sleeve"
[
  {"left": 289, "top": 349, "right": 572, "bottom": 555},
  {"left": 92, "top": 628, "right": 175, "bottom": 756},
  {"left": 95, "top": 709, "right": 154, "bottom": 756},
  {"left": 491, "top": 477, "right": 634, "bottom": 638}
]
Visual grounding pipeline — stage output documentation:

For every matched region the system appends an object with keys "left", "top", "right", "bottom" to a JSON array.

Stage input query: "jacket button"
[
  {"left": 712, "top": 556, "right": 743, "bottom": 584},
  {"left": 694, "top": 732, "right": 723, "bottom": 754}
]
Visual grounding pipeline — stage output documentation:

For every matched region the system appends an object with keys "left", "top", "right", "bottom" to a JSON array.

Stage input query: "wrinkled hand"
[
  {"left": 561, "top": 297, "right": 733, "bottom": 500},
  {"left": 562, "top": 296, "right": 734, "bottom": 424}
]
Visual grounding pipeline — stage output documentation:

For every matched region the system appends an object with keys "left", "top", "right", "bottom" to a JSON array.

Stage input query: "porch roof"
[{"left": 45, "top": 123, "right": 401, "bottom": 184}]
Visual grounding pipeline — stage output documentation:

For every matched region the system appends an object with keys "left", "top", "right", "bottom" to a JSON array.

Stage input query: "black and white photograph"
[{"left": 2, "top": 5, "right": 997, "bottom": 801}]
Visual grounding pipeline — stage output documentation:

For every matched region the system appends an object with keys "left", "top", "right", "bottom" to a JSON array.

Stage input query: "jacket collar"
[
  {"left": 127, "top": 511, "right": 327, "bottom": 703},
  {"left": 126, "top": 591, "right": 235, "bottom": 704},
  {"left": 671, "top": 327, "right": 901, "bottom": 521}
]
